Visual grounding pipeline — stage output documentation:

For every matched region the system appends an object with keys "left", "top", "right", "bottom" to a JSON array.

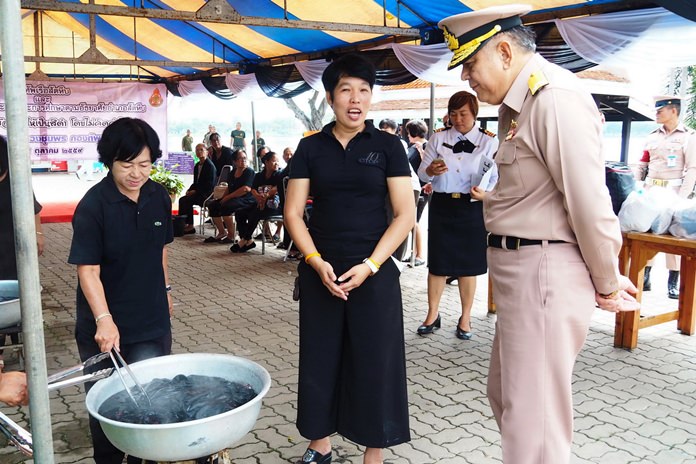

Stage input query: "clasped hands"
[{"left": 309, "top": 258, "right": 371, "bottom": 301}]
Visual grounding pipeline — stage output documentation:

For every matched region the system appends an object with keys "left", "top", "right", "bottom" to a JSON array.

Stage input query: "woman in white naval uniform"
[{"left": 417, "top": 90, "right": 498, "bottom": 339}]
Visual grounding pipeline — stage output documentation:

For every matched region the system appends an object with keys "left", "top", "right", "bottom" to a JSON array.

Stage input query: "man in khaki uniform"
[
  {"left": 637, "top": 96, "right": 696, "bottom": 298},
  {"left": 439, "top": 5, "right": 638, "bottom": 463}
]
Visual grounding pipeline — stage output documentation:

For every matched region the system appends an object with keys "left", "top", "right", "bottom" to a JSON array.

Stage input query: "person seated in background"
[
  {"left": 0, "top": 371, "right": 28, "bottom": 406},
  {"left": 208, "top": 132, "right": 235, "bottom": 174},
  {"left": 276, "top": 147, "right": 295, "bottom": 250},
  {"left": 179, "top": 143, "right": 217, "bottom": 235},
  {"left": 233, "top": 151, "right": 284, "bottom": 253},
  {"left": 204, "top": 149, "right": 256, "bottom": 243}
]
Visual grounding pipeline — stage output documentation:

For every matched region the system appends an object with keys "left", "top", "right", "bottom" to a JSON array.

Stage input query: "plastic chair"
[{"left": 199, "top": 164, "right": 233, "bottom": 235}]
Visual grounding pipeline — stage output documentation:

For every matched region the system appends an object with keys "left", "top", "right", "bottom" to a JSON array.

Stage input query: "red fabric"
[{"left": 640, "top": 150, "right": 650, "bottom": 163}]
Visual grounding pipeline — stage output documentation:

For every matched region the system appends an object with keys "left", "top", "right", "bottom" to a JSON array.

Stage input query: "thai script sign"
[{"left": 0, "top": 81, "right": 167, "bottom": 160}]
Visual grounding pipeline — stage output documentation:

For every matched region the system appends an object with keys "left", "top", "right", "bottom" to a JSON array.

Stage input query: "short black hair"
[
  {"left": 97, "top": 118, "right": 162, "bottom": 168},
  {"left": 0, "top": 136, "right": 8, "bottom": 178},
  {"left": 261, "top": 151, "right": 277, "bottom": 164},
  {"left": 322, "top": 53, "right": 376, "bottom": 99},
  {"left": 256, "top": 146, "right": 269, "bottom": 158},
  {"left": 209, "top": 132, "right": 221, "bottom": 142},
  {"left": 232, "top": 148, "right": 247, "bottom": 161},
  {"left": 405, "top": 120, "right": 427, "bottom": 139},
  {"left": 379, "top": 119, "right": 398, "bottom": 131}
]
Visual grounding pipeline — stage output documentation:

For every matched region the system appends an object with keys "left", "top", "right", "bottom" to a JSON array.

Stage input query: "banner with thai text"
[{"left": 0, "top": 81, "right": 167, "bottom": 160}]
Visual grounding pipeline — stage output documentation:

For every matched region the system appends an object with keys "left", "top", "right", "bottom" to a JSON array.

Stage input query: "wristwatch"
[
  {"left": 599, "top": 290, "right": 618, "bottom": 299},
  {"left": 362, "top": 258, "right": 380, "bottom": 275}
]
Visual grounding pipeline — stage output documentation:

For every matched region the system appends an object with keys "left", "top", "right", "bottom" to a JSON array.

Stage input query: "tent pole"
[
  {"left": 251, "top": 101, "right": 258, "bottom": 170},
  {"left": 0, "top": 1, "right": 55, "bottom": 462},
  {"left": 428, "top": 82, "right": 435, "bottom": 137}
]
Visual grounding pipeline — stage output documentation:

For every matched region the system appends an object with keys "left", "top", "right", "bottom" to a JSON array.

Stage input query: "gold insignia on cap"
[
  {"left": 447, "top": 24, "right": 502, "bottom": 70},
  {"left": 528, "top": 70, "right": 549, "bottom": 96}
]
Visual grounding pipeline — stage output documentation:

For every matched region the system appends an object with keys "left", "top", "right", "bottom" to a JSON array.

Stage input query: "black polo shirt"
[
  {"left": 289, "top": 120, "right": 410, "bottom": 258},
  {"left": 68, "top": 173, "right": 173, "bottom": 345}
]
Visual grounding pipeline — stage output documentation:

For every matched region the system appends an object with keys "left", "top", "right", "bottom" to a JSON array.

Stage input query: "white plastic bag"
[
  {"left": 669, "top": 200, "right": 696, "bottom": 239},
  {"left": 649, "top": 187, "right": 682, "bottom": 234},
  {"left": 618, "top": 190, "right": 661, "bottom": 232}
]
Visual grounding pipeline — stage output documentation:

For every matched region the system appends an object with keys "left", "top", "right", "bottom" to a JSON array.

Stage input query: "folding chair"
[{"left": 199, "top": 164, "right": 233, "bottom": 235}]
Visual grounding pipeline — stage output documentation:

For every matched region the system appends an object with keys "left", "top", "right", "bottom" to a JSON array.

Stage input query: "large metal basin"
[
  {"left": 0, "top": 280, "right": 21, "bottom": 329},
  {"left": 85, "top": 353, "right": 271, "bottom": 461}
]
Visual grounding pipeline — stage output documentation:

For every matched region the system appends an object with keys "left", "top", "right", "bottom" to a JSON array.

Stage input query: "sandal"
[
  {"left": 203, "top": 236, "right": 222, "bottom": 243},
  {"left": 220, "top": 237, "right": 235, "bottom": 244},
  {"left": 298, "top": 448, "right": 331, "bottom": 464},
  {"left": 230, "top": 243, "right": 241, "bottom": 253}
]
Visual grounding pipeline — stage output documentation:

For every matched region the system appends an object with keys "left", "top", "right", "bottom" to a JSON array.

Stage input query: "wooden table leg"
[
  {"left": 615, "top": 244, "right": 653, "bottom": 350},
  {"left": 487, "top": 274, "right": 496, "bottom": 314},
  {"left": 678, "top": 256, "right": 696, "bottom": 335}
]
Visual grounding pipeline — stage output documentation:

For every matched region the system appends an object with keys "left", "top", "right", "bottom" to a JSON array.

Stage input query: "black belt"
[
  {"left": 433, "top": 192, "right": 471, "bottom": 200},
  {"left": 487, "top": 234, "right": 565, "bottom": 250}
]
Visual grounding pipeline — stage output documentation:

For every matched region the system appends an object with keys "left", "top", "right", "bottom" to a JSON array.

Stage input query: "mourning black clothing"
[
  {"left": 290, "top": 121, "right": 411, "bottom": 448},
  {"left": 68, "top": 173, "right": 173, "bottom": 345}
]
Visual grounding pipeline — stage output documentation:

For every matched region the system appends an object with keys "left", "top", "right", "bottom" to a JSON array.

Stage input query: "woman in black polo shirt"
[
  {"left": 68, "top": 118, "right": 173, "bottom": 464},
  {"left": 285, "top": 54, "right": 415, "bottom": 464}
]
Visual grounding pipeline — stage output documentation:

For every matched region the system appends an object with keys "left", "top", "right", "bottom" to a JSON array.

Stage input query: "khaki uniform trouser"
[{"left": 487, "top": 242, "right": 594, "bottom": 464}]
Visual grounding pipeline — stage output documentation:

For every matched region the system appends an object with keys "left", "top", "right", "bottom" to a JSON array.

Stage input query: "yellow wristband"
[
  {"left": 367, "top": 258, "right": 382, "bottom": 269},
  {"left": 304, "top": 252, "right": 321, "bottom": 264}
]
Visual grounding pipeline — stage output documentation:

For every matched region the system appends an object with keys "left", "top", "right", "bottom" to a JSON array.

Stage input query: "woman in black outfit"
[
  {"left": 179, "top": 143, "right": 217, "bottom": 234},
  {"left": 233, "top": 151, "right": 284, "bottom": 253},
  {"left": 285, "top": 54, "right": 415, "bottom": 464},
  {"left": 204, "top": 149, "right": 255, "bottom": 243}
]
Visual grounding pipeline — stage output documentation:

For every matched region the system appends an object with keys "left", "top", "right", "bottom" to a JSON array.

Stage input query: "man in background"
[
  {"left": 230, "top": 122, "right": 247, "bottom": 150},
  {"left": 181, "top": 129, "right": 193, "bottom": 152},
  {"left": 637, "top": 96, "right": 696, "bottom": 299},
  {"left": 203, "top": 124, "right": 215, "bottom": 147}
]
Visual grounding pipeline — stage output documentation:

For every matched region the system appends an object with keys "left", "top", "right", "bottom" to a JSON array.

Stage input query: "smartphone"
[{"left": 431, "top": 158, "right": 446, "bottom": 167}]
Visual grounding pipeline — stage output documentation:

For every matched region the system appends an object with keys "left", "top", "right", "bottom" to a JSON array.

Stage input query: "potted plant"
[{"left": 150, "top": 162, "right": 185, "bottom": 203}]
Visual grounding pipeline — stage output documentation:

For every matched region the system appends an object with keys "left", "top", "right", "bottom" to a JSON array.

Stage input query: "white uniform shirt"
[{"left": 418, "top": 125, "right": 499, "bottom": 193}]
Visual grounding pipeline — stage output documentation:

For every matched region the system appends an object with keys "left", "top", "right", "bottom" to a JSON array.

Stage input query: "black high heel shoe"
[
  {"left": 417, "top": 314, "right": 441, "bottom": 335},
  {"left": 298, "top": 448, "right": 332, "bottom": 464},
  {"left": 455, "top": 317, "right": 473, "bottom": 340}
]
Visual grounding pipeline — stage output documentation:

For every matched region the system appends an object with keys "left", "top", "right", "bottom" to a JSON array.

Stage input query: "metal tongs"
[
  {"left": 1, "top": 352, "right": 115, "bottom": 457},
  {"left": 46, "top": 351, "right": 114, "bottom": 391},
  {"left": 109, "top": 349, "right": 151, "bottom": 409}
]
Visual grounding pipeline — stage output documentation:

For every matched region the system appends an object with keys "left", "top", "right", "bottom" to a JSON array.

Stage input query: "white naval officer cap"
[
  {"left": 653, "top": 95, "right": 681, "bottom": 109},
  {"left": 438, "top": 4, "right": 532, "bottom": 70}
]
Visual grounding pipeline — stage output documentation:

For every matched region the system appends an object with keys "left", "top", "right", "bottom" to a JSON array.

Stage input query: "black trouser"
[
  {"left": 296, "top": 256, "right": 411, "bottom": 448},
  {"left": 178, "top": 192, "right": 209, "bottom": 225},
  {"left": 236, "top": 206, "right": 281, "bottom": 240},
  {"left": 76, "top": 332, "right": 172, "bottom": 464}
]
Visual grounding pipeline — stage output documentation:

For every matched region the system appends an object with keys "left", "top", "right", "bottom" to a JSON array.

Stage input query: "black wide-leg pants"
[{"left": 296, "top": 256, "right": 411, "bottom": 448}]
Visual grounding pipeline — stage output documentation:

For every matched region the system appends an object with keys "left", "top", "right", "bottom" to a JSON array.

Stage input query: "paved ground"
[{"left": 1, "top": 220, "right": 695, "bottom": 463}]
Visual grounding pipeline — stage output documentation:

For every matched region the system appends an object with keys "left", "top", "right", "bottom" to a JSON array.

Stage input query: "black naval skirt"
[
  {"left": 428, "top": 192, "right": 487, "bottom": 277},
  {"left": 295, "top": 255, "right": 411, "bottom": 448}
]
